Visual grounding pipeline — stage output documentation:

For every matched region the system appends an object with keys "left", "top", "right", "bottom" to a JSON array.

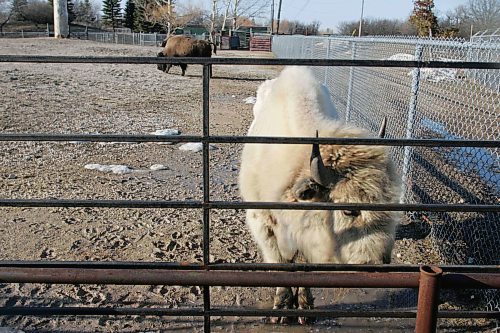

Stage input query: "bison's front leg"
[
  {"left": 269, "top": 286, "right": 295, "bottom": 324},
  {"left": 180, "top": 64, "right": 187, "bottom": 76},
  {"left": 296, "top": 287, "right": 315, "bottom": 325},
  {"left": 245, "top": 210, "right": 295, "bottom": 324}
]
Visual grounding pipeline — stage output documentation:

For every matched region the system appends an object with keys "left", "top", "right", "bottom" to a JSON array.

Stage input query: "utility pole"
[
  {"left": 276, "top": 0, "right": 282, "bottom": 35},
  {"left": 358, "top": 0, "right": 364, "bottom": 37},
  {"left": 271, "top": 0, "right": 274, "bottom": 35},
  {"left": 53, "top": 0, "right": 69, "bottom": 38}
]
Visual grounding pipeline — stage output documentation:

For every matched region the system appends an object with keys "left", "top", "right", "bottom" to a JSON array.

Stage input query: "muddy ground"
[{"left": 0, "top": 38, "right": 495, "bottom": 332}]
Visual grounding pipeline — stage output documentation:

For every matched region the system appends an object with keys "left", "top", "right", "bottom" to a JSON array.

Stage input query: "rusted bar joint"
[{"left": 416, "top": 265, "right": 443, "bottom": 333}]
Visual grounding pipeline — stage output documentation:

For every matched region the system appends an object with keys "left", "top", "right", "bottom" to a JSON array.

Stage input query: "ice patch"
[
  {"left": 243, "top": 96, "right": 257, "bottom": 104},
  {"left": 179, "top": 142, "right": 217, "bottom": 152},
  {"left": 84, "top": 164, "right": 134, "bottom": 174}
]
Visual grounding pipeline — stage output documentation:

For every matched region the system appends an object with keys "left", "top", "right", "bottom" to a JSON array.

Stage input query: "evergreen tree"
[
  {"left": 11, "top": 0, "right": 28, "bottom": 20},
  {"left": 102, "top": 0, "right": 121, "bottom": 31},
  {"left": 123, "top": 0, "right": 136, "bottom": 31},
  {"left": 409, "top": 0, "right": 439, "bottom": 36},
  {"left": 67, "top": 0, "right": 76, "bottom": 23}
]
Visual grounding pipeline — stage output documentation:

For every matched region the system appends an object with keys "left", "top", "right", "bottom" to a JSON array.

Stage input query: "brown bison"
[{"left": 157, "top": 35, "right": 216, "bottom": 76}]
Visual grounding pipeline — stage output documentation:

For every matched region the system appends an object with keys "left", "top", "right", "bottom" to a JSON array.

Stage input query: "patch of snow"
[
  {"left": 386, "top": 53, "right": 415, "bottom": 61},
  {"left": 411, "top": 68, "right": 459, "bottom": 83},
  {"left": 98, "top": 142, "right": 137, "bottom": 145},
  {"left": 84, "top": 164, "right": 134, "bottom": 174},
  {"left": 68, "top": 141, "right": 89, "bottom": 144},
  {"left": 151, "top": 128, "right": 181, "bottom": 145},
  {"left": 243, "top": 96, "right": 257, "bottom": 104},
  {"left": 179, "top": 142, "right": 217, "bottom": 152},
  {"left": 150, "top": 129, "right": 180, "bottom": 136},
  {"left": 150, "top": 164, "right": 169, "bottom": 171}
]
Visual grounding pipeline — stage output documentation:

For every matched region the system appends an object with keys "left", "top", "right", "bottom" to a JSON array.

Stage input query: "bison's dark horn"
[
  {"left": 378, "top": 117, "right": 387, "bottom": 138},
  {"left": 310, "top": 131, "right": 342, "bottom": 188}
]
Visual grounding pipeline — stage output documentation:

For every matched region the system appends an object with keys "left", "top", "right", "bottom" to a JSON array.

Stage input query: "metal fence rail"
[
  {"left": 272, "top": 35, "right": 500, "bottom": 314},
  {"left": 0, "top": 55, "right": 499, "bottom": 332}
]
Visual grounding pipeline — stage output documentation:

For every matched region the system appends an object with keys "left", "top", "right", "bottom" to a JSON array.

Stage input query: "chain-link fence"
[
  {"left": 71, "top": 32, "right": 210, "bottom": 46},
  {"left": 71, "top": 32, "right": 168, "bottom": 46},
  {"left": 273, "top": 34, "right": 499, "bottom": 313}
]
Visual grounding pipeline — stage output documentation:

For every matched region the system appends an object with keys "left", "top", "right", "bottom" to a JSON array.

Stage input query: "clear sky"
[{"left": 277, "top": 0, "right": 469, "bottom": 32}]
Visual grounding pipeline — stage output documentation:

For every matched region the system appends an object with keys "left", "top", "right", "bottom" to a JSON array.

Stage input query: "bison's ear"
[{"left": 291, "top": 178, "right": 325, "bottom": 201}]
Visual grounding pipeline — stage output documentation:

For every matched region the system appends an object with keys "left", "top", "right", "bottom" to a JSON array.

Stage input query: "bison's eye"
[{"left": 342, "top": 210, "right": 360, "bottom": 217}]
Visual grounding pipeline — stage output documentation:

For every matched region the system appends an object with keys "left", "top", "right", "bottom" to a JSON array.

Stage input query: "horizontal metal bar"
[
  {"left": 214, "top": 201, "right": 497, "bottom": 213},
  {"left": 0, "top": 134, "right": 498, "bottom": 148},
  {"left": 1, "top": 261, "right": 497, "bottom": 273},
  {"left": 0, "top": 268, "right": 420, "bottom": 288},
  {"left": 0, "top": 307, "right": 498, "bottom": 319},
  {"left": 0, "top": 199, "right": 498, "bottom": 213},
  {"left": 0, "top": 268, "right": 499, "bottom": 289},
  {"left": 0, "top": 55, "right": 498, "bottom": 69}
]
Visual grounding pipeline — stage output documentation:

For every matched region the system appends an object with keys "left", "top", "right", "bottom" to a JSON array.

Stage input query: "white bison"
[{"left": 238, "top": 66, "right": 400, "bottom": 324}]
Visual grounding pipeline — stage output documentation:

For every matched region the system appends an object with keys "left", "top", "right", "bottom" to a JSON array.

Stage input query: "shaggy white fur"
[{"left": 238, "top": 66, "right": 400, "bottom": 320}]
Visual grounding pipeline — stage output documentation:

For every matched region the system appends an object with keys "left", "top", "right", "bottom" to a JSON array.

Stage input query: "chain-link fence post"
[
  {"left": 401, "top": 44, "right": 424, "bottom": 203},
  {"left": 345, "top": 41, "right": 357, "bottom": 123},
  {"left": 324, "top": 38, "right": 331, "bottom": 85}
]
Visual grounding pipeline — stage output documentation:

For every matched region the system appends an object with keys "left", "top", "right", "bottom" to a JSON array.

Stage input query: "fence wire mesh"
[{"left": 272, "top": 35, "right": 499, "bottom": 313}]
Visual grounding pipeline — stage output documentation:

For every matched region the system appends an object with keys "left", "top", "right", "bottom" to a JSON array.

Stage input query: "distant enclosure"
[{"left": 272, "top": 34, "right": 499, "bottom": 312}]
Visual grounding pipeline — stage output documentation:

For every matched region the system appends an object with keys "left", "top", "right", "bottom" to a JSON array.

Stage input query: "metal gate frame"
[{"left": 0, "top": 55, "right": 499, "bottom": 333}]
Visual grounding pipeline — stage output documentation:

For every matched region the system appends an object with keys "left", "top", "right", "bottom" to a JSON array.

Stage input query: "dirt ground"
[{"left": 0, "top": 38, "right": 496, "bottom": 332}]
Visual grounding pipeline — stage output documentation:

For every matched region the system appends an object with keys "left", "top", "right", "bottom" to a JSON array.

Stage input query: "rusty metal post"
[{"left": 416, "top": 265, "right": 443, "bottom": 333}]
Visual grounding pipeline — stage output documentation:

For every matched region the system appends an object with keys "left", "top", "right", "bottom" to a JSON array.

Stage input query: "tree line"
[
  {"left": 1, "top": 0, "right": 498, "bottom": 37},
  {"left": 339, "top": 0, "right": 500, "bottom": 38}
]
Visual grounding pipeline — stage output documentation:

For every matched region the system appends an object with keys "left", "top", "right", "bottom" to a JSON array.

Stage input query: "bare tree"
[
  {"left": 134, "top": 0, "right": 205, "bottom": 34},
  {"left": 338, "top": 18, "right": 412, "bottom": 36},
  {"left": 209, "top": 0, "right": 216, "bottom": 41},
  {"left": 22, "top": 0, "right": 52, "bottom": 25},
  {"left": 460, "top": 0, "right": 500, "bottom": 32},
  {"left": 230, "top": 0, "right": 269, "bottom": 30},
  {"left": 216, "top": 0, "right": 269, "bottom": 33},
  {"left": 439, "top": 0, "right": 499, "bottom": 37}
]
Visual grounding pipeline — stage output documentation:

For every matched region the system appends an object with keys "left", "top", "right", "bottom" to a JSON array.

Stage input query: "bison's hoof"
[
  {"left": 268, "top": 316, "right": 294, "bottom": 324},
  {"left": 298, "top": 316, "right": 316, "bottom": 325}
]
